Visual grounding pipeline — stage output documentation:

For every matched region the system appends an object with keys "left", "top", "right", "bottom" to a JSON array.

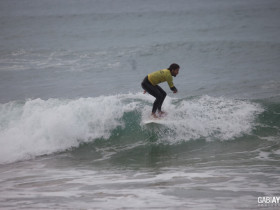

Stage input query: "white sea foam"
[
  {"left": 0, "top": 95, "right": 138, "bottom": 164},
  {"left": 141, "top": 95, "right": 264, "bottom": 143},
  {"left": 0, "top": 94, "right": 263, "bottom": 164}
]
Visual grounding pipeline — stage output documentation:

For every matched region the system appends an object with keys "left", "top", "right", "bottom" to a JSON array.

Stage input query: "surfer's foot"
[
  {"left": 158, "top": 111, "right": 166, "bottom": 117},
  {"left": 151, "top": 113, "right": 158, "bottom": 119}
]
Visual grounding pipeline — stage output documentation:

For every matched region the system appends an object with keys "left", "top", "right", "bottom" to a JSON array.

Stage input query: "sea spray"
[
  {"left": 0, "top": 95, "right": 136, "bottom": 163},
  {"left": 0, "top": 93, "right": 263, "bottom": 164},
  {"left": 153, "top": 95, "right": 264, "bottom": 142}
]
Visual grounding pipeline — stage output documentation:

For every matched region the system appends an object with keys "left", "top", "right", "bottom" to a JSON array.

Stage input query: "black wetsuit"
[{"left": 141, "top": 76, "right": 167, "bottom": 113}]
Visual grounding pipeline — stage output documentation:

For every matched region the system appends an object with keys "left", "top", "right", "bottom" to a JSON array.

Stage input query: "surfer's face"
[{"left": 171, "top": 68, "right": 179, "bottom": 77}]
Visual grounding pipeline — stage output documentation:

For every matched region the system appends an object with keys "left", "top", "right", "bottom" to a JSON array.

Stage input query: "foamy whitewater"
[
  {"left": 0, "top": 0, "right": 280, "bottom": 209},
  {"left": 0, "top": 94, "right": 263, "bottom": 164}
]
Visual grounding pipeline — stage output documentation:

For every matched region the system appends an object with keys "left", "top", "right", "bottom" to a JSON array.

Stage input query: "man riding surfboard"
[{"left": 141, "top": 63, "right": 180, "bottom": 118}]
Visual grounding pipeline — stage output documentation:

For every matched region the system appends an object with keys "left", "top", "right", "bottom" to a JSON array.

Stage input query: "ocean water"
[{"left": 0, "top": 0, "right": 280, "bottom": 209}]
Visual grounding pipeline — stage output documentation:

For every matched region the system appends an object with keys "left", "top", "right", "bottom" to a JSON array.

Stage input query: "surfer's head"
[{"left": 168, "top": 63, "right": 180, "bottom": 77}]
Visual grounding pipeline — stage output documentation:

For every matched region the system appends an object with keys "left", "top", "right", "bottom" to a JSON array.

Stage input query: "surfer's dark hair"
[{"left": 168, "top": 63, "right": 180, "bottom": 71}]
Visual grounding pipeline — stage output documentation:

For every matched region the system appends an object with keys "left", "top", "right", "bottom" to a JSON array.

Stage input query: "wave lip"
[
  {"left": 0, "top": 95, "right": 135, "bottom": 164},
  {"left": 0, "top": 94, "right": 264, "bottom": 164}
]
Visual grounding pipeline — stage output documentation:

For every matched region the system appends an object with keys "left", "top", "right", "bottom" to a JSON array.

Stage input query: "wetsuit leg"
[
  {"left": 156, "top": 85, "right": 167, "bottom": 112},
  {"left": 141, "top": 76, "right": 167, "bottom": 113}
]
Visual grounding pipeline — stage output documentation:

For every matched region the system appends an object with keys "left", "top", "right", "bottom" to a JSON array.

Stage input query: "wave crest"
[{"left": 0, "top": 94, "right": 263, "bottom": 164}]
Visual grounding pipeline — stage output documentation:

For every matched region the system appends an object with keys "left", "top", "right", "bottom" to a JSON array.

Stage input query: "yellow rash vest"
[{"left": 148, "top": 69, "right": 176, "bottom": 90}]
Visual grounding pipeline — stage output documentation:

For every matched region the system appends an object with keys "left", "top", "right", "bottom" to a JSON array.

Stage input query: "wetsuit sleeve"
[
  {"left": 166, "top": 73, "right": 176, "bottom": 91},
  {"left": 166, "top": 74, "right": 174, "bottom": 87}
]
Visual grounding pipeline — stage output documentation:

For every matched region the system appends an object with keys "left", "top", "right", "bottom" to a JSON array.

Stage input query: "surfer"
[{"left": 141, "top": 63, "right": 179, "bottom": 118}]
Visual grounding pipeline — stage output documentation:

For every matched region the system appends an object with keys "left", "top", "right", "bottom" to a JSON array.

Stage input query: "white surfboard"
[
  {"left": 142, "top": 112, "right": 167, "bottom": 125},
  {"left": 143, "top": 118, "right": 166, "bottom": 125}
]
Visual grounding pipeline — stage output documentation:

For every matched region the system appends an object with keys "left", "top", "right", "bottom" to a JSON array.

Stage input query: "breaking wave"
[{"left": 0, "top": 93, "right": 269, "bottom": 164}]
